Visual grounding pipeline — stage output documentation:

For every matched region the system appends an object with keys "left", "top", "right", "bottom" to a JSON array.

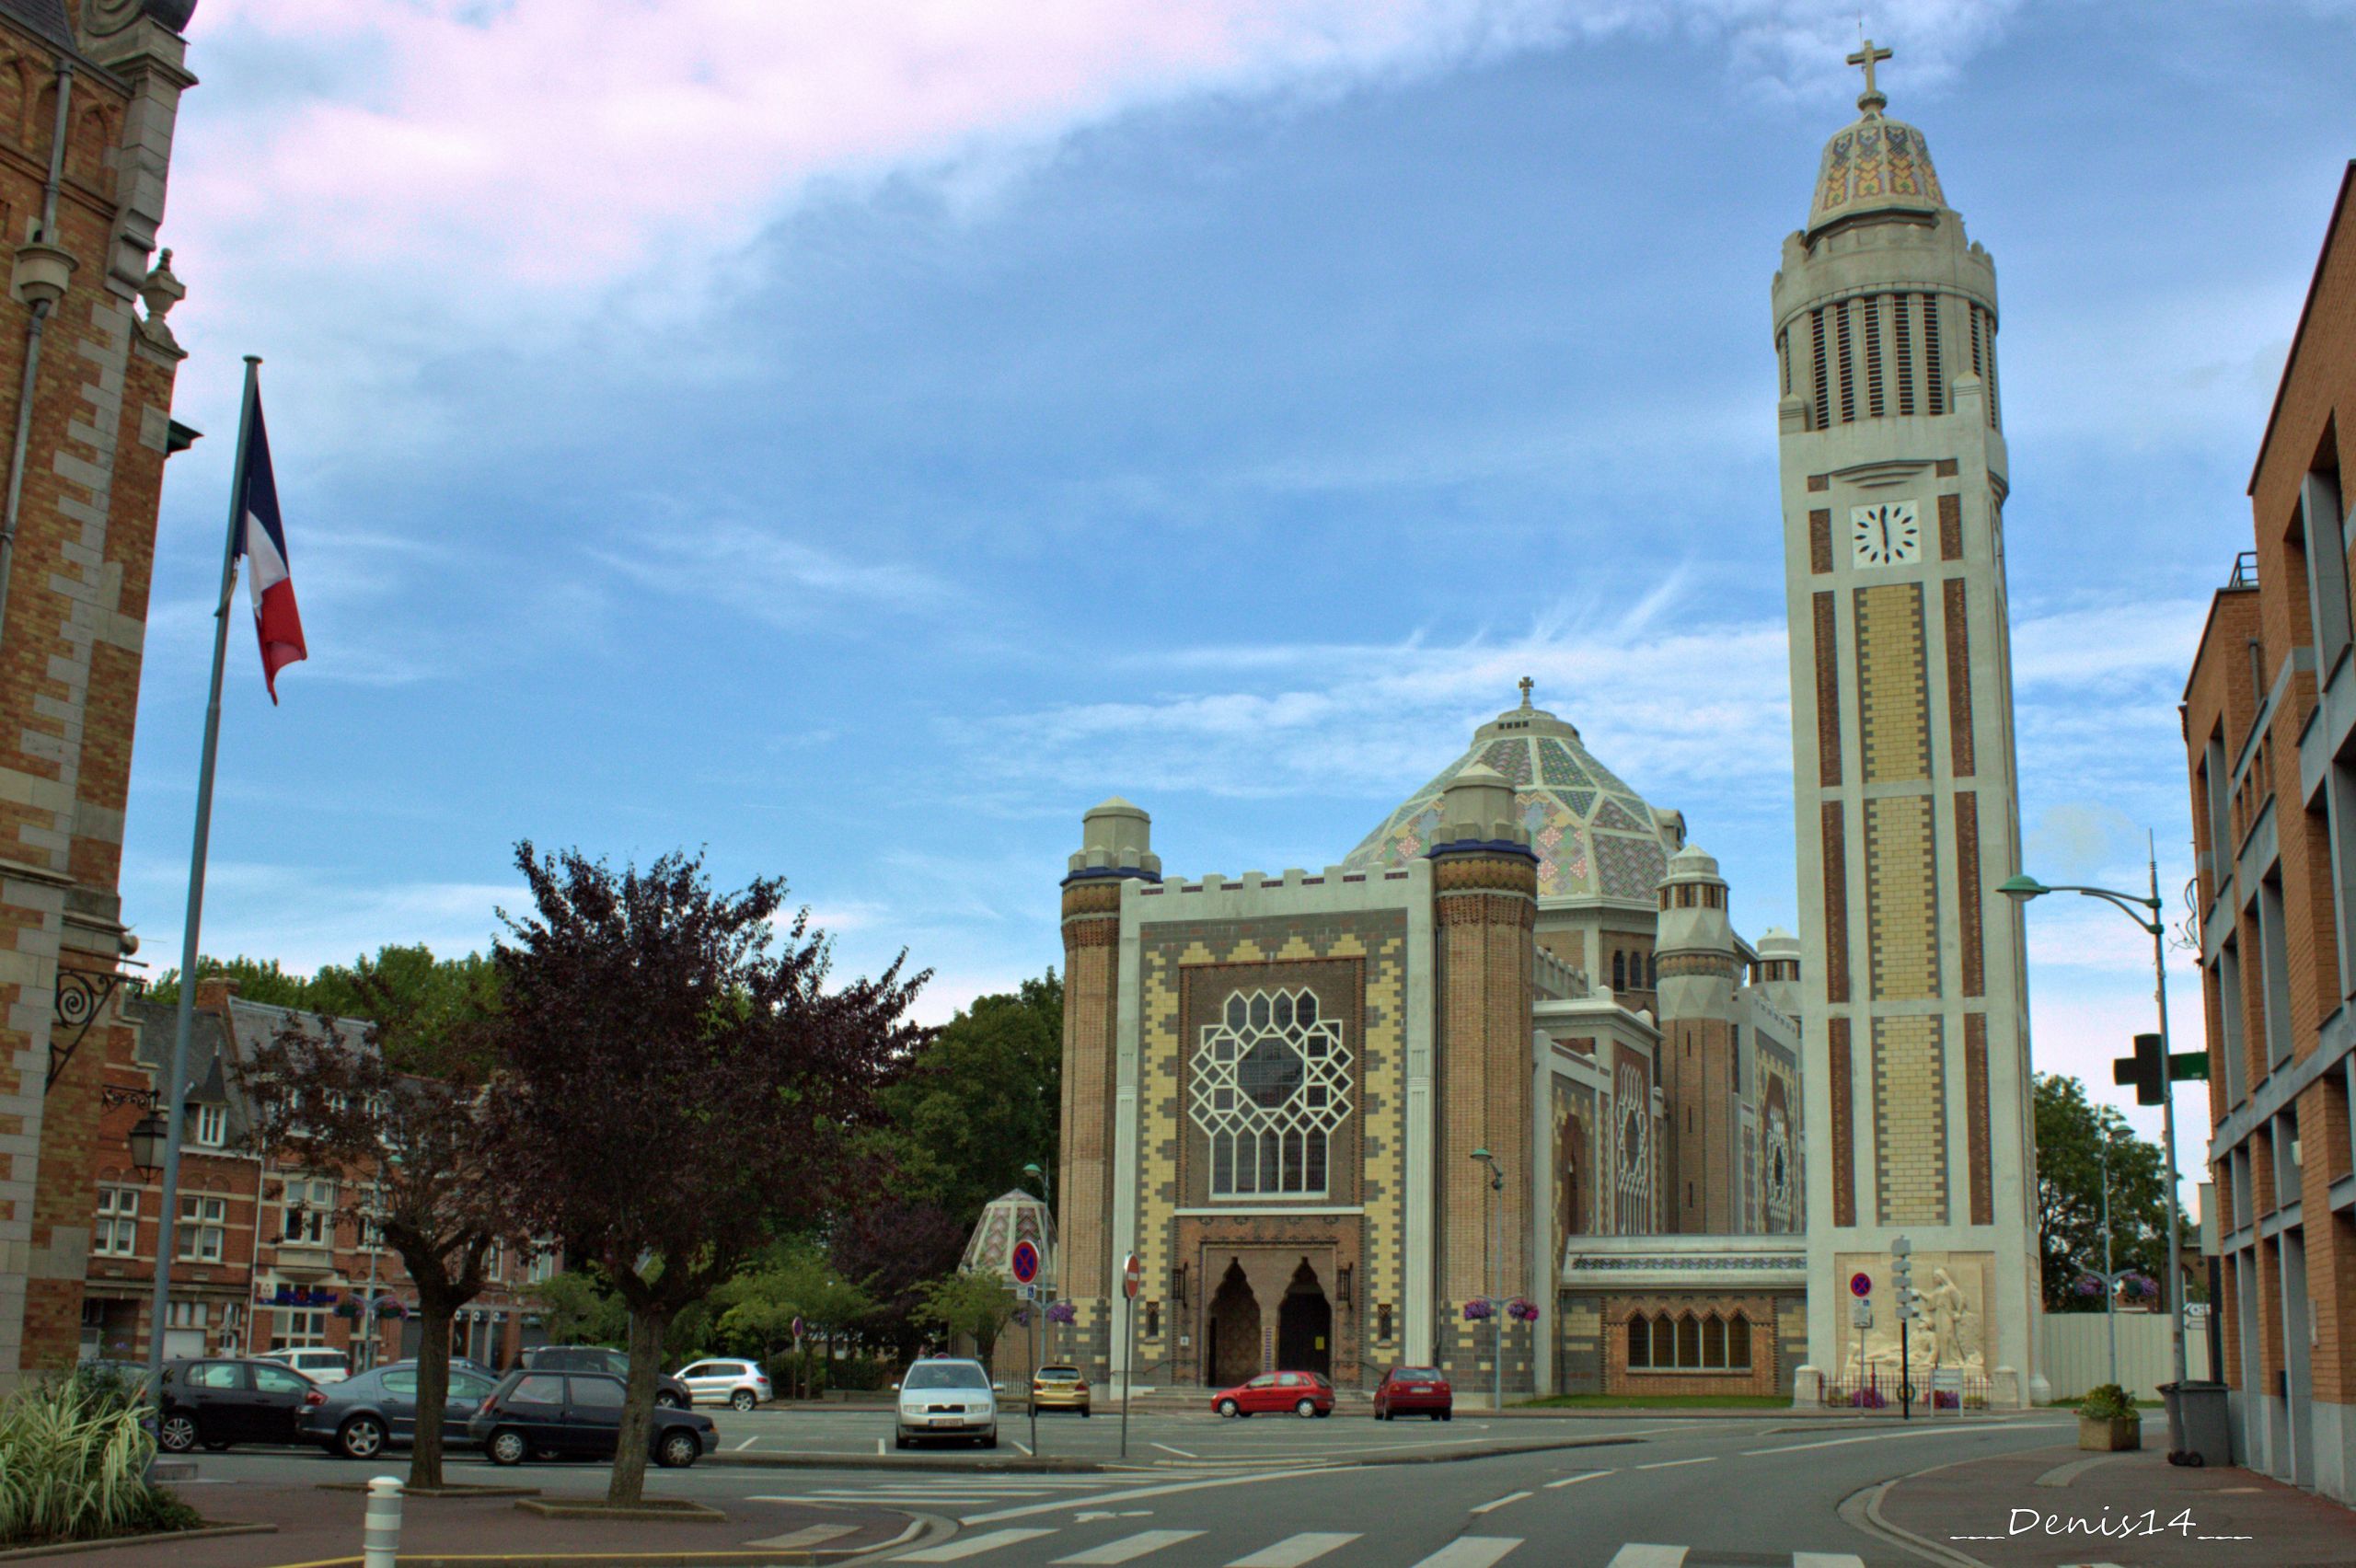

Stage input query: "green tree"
[
  {"left": 914, "top": 1270, "right": 1019, "bottom": 1369},
  {"left": 149, "top": 945, "right": 499, "bottom": 1074},
  {"left": 710, "top": 1245, "right": 871, "bottom": 1361},
  {"left": 2034, "top": 1073, "right": 2189, "bottom": 1310},
  {"left": 877, "top": 972, "right": 1061, "bottom": 1221},
  {"left": 523, "top": 1269, "right": 630, "bottom": 1347},
  {"left": 145, "top": 955, "right": 318, "bottom": 1009}
]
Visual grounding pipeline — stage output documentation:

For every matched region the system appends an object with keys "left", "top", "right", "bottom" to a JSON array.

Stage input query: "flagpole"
[{"left": 147, "top": 356, "right": 260, "bottom": 1412}]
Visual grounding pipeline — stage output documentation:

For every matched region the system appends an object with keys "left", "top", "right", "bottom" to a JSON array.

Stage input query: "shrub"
[
  {"left": 0, "top": 1377, "right": 195, "bottom": 1546},
  {"left": 2077, "top": 1383, "right": 2137, "bottom": 1421}
]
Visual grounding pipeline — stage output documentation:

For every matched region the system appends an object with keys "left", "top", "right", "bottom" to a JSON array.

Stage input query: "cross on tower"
[
  {"left": 1518, "top": 675, "right": 1534, "bottom": 708},
  {"left": 1846, "top": 39, "right": 1891, "bottom": 108}
]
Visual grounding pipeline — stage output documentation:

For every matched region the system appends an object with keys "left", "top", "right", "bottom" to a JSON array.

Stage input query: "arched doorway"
[
  {"left": 1205, "top": 1261, "right": 1260, "bottom": 1388},
  {"left": 1276, "top": 1259, "right": 1332, "bottom": 1378}
]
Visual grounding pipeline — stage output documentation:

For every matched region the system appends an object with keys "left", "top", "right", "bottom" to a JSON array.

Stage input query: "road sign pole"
[
  {"left": 1121, "top": 1292, "right": 1134, "bottom": 1460},
  {"left": 1028, "top": 1295, "right": 1038, "bottom": 1456}
]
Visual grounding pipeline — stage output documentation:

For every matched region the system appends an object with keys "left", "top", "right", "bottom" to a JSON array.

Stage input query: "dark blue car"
[{"left": 297, "top": 1361, "right": 502, "bottom": 1459}]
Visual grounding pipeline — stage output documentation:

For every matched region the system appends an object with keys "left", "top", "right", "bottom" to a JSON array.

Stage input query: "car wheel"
[
  {"left": 981, "top": 1433, "right": 998, "bottom": 1450},
  {"left": 895, "top": 1432, "right": 911, "bottom": 1450},
  {"left": 339, "top": 1417, "right": 387, "bottom": 1460},
  {"left": 1216, "top": 1399, "right": 1239, "bottom": 1418},
  {"left": 655, "top": 1430, "right": 700, "bottom": 1469},
  {"left": 1079, "top": 1407, "right": 1090, "bottom": 1418},
  {"left": 1295, "top": 1399, "right": 1317, "bottom": 1418},
  {"left": 654, "top": 1390, "right": 683, "bottom": 1409},
  {"left": 1440, "top": 1412, "right": 1452, "bottom": 1422},
  {"left": 157, "top": 1413, "right": 198, "bottom": 1454},
  {"left": 730, "top": 1389, "right": 756, "bottom": 1412},
  {"left": 486, "top": 1428, "right": 529, "bottom": 1467}
]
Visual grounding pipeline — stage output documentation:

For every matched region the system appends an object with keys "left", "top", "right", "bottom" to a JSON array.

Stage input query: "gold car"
[{"left": 1031, "top": 1365, "right": 1091, "bottom": 1415}]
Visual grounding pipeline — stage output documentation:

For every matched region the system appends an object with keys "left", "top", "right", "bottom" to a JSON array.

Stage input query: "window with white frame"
[
  {"left": 270, "top": 1309, "right": 328, "bottom": 1350},
  {"left": 193, "top": 1104, "right": 227, "bottom": 1147},
  {"left": 166, "top": 1300, "right": 206, "bottom": 1331},
  {"left": 282, "top": 1178, "right": 335, "bottom": 1245},
  {"left": 177, "top": 1194, "right": 225, "bottom": 1262},
  {"left": 94, "top": 1187, "right": 139, "bottom": 1256},
  {"left": 525, "top": 1247, "right": 560, "bottom": 1286},
  {"left": 1190, "top": 988, "right": 1351, "bottom": 1198}
]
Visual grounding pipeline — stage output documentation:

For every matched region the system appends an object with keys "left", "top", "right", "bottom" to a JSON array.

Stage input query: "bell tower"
[{"left": 1773, "top": 43, "right": 2044, "bottom": 1404}]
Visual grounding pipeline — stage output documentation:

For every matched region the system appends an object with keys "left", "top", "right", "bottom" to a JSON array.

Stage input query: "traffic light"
[
  {"left": 2115, "top": 1033, "right": 2165, "bottom": 1106},
  {"left": 1891, "top": 1236, "right": 1912, "bottom": 1319}
]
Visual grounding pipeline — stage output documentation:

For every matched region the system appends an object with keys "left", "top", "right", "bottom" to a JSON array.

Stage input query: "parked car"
[
  {"left": 254, "top": 1347, "right": 352, "bottom": 1385},
  {"left": 671, "top": 1357, "right": 771, "bottom": 1411},
  {"left": 894, "top": 1357, "right": 999, "bottom": 1449},
  {"left": 468, "top": 1370, "right": 716, "bottom": 1468},
  {"left": 1030, "top": 1364, "right": 1090, "bottom": 1416},
  {"left": 1373, "top": 1366, "right": 1453, "bottom": 1421},
  {"left": 519, "top": 1345, "right": 690, "bottom": 1407},
  {"left": 156, "top": 1357, "right": 326, "bottom": 1452},
  {"left": 1210, "top": 1370, "right": 1334, "bottom": 1419},
  {"left": 299, "top": 1361, "right": 503, "bottom": 1458}
]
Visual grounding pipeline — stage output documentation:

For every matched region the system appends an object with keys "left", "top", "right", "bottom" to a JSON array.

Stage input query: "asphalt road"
[{"left": 173, "top": 1405, "right": 2081, "bottom": 1567}]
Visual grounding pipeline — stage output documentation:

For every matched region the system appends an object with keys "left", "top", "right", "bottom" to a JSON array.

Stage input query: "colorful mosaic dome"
[
  {"left": 1341, "top": 686, "right": 1676, "bottom": 905},
  {"left": 959, "top": 1189, "right": 1055, "bottom": 1284},
  {"left": 1807, "top": 108, "right": 1945, "bottom": 236}
]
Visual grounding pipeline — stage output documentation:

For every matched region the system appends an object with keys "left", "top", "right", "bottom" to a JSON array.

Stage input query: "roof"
[
  {"left": 1807, "top": 103, "right": 1946, "bottom": 237},
  {"left": 0, "top": 0, "right": 78, "bottom": 53},
  {"left": 124, "top": 995, "right": 253, "bottom": 1146},
  {"left": 1342, "top": 686, "right": 1679, "bottom": 905},
  {"left": 959, "top": 1189, "right": 1055, "bottom": 1284},
  {"left": 2247, "top": 161, "right": 2356, "bottom": 496}
]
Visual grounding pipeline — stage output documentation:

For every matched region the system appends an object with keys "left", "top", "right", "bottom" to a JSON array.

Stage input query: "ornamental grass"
[{"left": 0, "top": 1370, "right": 199, "bottom": 1547}]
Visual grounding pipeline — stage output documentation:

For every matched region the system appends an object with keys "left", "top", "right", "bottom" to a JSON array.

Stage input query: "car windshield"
[
  {"left": 1392, "top": 1367, "right": 1441, "bottom": 1380},
  {"left": 903, "top": 1363, "right": 988, "bottom": 1390},
  {"left": 1039, "top": 1366, "right": 1080, "bottom": 1378}
]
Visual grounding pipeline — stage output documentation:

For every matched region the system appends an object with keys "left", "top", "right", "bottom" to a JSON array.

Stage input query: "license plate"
[{"left": 929, "top": 1416, "right": 962, "bottom": 1427}]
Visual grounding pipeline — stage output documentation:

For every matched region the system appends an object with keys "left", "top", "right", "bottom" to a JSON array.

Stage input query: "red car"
[
  {"left": 1210, "top": 1371, "right": 1333, "bottom": 1418},
  {"left": 1373, "top": 1366, "right": 1452, "bottom": 1421}
]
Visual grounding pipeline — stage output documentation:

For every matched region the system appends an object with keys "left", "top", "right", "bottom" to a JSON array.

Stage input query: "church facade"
[{"left": 1054, "top": 692, "right": 1807, "bottom": 1401}]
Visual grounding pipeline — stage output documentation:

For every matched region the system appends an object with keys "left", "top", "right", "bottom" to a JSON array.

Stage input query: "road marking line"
[
  {"left": 1604, "top": 1548, "right": 1687, "bottom": 1568},
  {"left": 960, "top": 1465, "right": 1365, "bottom": 1526},
  {"left": 1051, "top": 1529, "right": 1204, "bottom": 1563},
  {"left": 1403, "top": 1538, "right": 1522, "bottom": 1568},
  {"left": 1545, "top": 1471, "right": 1612, "bottom": 1489},
  {"left": 1741, "top": 1419, "right": 2047, "bottom": 1457},
  {"left": 1151, "top": 1442, "right": 1196, "bottom": 1458},
  {"left": 1793, "top": 1554, "right": 1867, "bottom": 1568},
  {"left": 1470, "top": 1491, "right": 1530, "bottom": 1516},
  {"left": 733, "top": 1435, "right": 761, "bottom": 1450},
  {"left": 898, "top": 1527, "right": 1061, "bottom": 1561},
  {"left": 1227, "top": 1532, "right": 1360, "bottom": 1566},
  {"left": 1634, "top": 1457, "right": 1716, "bottom": 1470},
  {"left": 1010, "top": 1438, "right": 1034, "bottom": 1455},
  {"left": 878, "top": 1437, "right": 886, "bottom": 1456},
  {"left": 744, "top": 1524, "right": 860, "bottom": 1549}
]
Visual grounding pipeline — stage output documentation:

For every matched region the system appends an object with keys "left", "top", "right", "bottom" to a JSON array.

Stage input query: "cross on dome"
[
  {"left": 1518, "top": 675, "right": 1535, "bottom": 709},
  {"left": 1847, "top": 38, "right": 1892, "bottom": 114}
]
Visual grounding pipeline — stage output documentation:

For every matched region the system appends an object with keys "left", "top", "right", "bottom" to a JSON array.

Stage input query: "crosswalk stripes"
[
  {"left": 898, "top": 1527, "right": 1061, "bottom": 1562},
  {"left": 1604, "top": 1549, "right": 1688, "bottom": 1568},
  {"left": 1403, "top": 1539, "right": 1524, "bottom": 1568},
  {"left": 894, "top": 1531, "right": 1873, "bottom": 1566},
  {"left": 1051, "top": 1531, "right": 1207, "bottom": 1564},
  {"left": 1790, "top": 1557, "right": 1867, "bottom": 1568},
  {"left": 1226, "top": 1533, "right": 1361, "bottom": 1567}
]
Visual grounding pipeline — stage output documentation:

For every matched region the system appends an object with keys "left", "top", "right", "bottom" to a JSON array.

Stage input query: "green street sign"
[{"left": 2169, "top": 1051, "right": 2210, "bottom": 1082}]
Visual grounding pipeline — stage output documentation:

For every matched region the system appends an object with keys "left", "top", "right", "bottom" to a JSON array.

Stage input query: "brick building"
[
  {"left": 0, "top": 0, "right": 200, "bottom": 1387},
  {"left": 2181, "top": 160, "right": 2356, "bottom": 1504},
  {"left": 1053, "top": 688, "right": 1808, "bottom": 1404},
  {"left": 76, "top": 981, "right": 554, "bottom": 1371}
]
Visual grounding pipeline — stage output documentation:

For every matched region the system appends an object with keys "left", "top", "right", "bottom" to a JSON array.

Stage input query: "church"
[{"left": 1043, "top": 43, "right": 2045, "bottom": 1407}]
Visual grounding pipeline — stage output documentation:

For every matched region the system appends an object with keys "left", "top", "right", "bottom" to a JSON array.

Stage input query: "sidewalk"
[
  {"left": 8, "top": 1482, "right": 922, "bottom": 1568},
  {"left": 1872, "top": 1440, "right": 2353, "bottom": 1567}
]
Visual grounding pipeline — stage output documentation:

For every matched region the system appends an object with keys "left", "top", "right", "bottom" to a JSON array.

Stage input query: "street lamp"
[
  {"left": 1470, "top": 1147, "right": 1505, "bottom": 1412},
  {"left": 2002, "top": 847, "right": 2191, "bottom": 1434},
  {"left": 127, "top": 1113, "right": 167, "bottom": 1180}
]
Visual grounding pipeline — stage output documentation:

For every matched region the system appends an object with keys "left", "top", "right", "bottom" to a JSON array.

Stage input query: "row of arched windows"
[
  {"left": 1627, "top": 1310, "right": 1753, "bottom": 1371},
  {"left": 1611, "top": 951, "right": 1655, "bottom": 992}
]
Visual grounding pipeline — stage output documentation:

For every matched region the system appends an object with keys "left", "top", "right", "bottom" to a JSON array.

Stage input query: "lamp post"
[
  {"left": 1471, "top": 1147, "right": 1505, "bottom": 1412},
  {"left": 2002, "top": 843, "right": 2190, "bottom": 1422},
  {"left": 1022, "top": 1159, "right": 1051, "bottom": 1448}
]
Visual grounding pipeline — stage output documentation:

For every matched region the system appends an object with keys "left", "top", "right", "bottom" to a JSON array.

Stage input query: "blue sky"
[{"left": 121, "top": 1, "right": 2356, "bottom": 1178}]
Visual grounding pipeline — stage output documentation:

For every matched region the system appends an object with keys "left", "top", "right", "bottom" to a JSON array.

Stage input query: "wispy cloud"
[{"left": 594, "top": 520, "right": 953, "bottom": 627}]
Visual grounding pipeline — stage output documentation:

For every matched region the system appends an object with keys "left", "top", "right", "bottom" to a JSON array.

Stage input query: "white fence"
[{"left": 2041, "top": 1310, "right": 2211, "bottom": 1401}]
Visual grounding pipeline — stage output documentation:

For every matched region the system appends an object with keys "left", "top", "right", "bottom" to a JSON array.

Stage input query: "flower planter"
[{"left": 2078, "top": 1412, "right": 2141, "bottom": 1451}]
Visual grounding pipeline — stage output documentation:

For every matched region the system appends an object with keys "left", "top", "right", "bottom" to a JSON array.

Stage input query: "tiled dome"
[
  {"left": 1807, "top": 109, "right": 1945, "bottom": 236},
  {"left": 1342, "top": 687, "right": 1676, "bottom": 905}
]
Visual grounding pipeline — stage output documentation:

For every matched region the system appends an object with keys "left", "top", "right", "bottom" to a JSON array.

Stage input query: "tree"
[
  {"left": 914, "top": 1270, "right": 1019, "bottom": 1369},
  {"left": 875, "top": 974, "right": 1062, "bottom": 1222},
  {"left": 238, "top": 1010, "right": 514, "bottom": 1489},
  {"left": 829, "top": 1191, "right": 966, "bottom": 1359},
  {"left": 481, "top": 844, "right": 927, "bottom": 1504},
  {"left": 523, "top": 1269, "right": 630, "bottom": 1348},
  {"left": 2033, "top": 1073, "right": 2189, "bottom": 1311},
  {"left": 305, "top": 946, "right": 501, "bottom": 1072},
  {"left": 146, "top": 954, "right": 318, "bottom": 1009},
  {"left": 709, "top": 1244, "right": 871, "bottom": 1369}
]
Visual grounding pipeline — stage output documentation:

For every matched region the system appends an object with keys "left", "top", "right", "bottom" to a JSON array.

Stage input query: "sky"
[{"left": 116, "top": 0, "right": 2356, "bottom": 1192}]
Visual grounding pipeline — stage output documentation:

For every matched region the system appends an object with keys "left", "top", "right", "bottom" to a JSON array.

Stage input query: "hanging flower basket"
[
  {"left": 332, "top": 1299, "right": 367, "bottom": 1321},
  {"left": 1461, "top": 1298, "right": 1494, "bottom": 1321},
  {"left": 1011, "top": 1309, "right": 1030, "bottom": 1328},
  {"left": 1045, "top": 1301, "right": 1078, "bottom": 1325},
  {"left": 373, "top": 1298, "right": 409, "bottom": 1320},
  {"left": 2122, "top": 1274, "right": 2159, "bottom": 1301},
  {"left": 1506, "top": 1297, "right": 1541, "bottom": 1323},
  {"left": 2073, "top": 1275, "right": 2104, "bottom": 1299}
]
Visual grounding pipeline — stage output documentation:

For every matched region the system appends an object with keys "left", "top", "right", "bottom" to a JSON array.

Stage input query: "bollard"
[{"left": 364, "top": 1475, "right": 404, "bottom": 1568}]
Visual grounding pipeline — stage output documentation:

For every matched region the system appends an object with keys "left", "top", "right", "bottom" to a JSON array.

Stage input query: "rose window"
[{"left": 1192, "top": 987, "right": 1351, "bottom": 1197}]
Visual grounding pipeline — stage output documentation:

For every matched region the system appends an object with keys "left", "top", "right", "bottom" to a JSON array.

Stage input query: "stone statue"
[{"left": 1926, "top": 1267, "right": 1979, "bottom": 1367}]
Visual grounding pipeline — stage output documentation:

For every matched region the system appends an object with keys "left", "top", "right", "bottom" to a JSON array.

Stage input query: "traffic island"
[
  {"left": 1865, "top": 1440, "right": 2353, "bottom": 1567},
  {"left": 315, "top": 1481, "right": 541, "bottom": 1498},
  {"left": 516, "top": 1496, "right": 728, "bottom": 1522}
]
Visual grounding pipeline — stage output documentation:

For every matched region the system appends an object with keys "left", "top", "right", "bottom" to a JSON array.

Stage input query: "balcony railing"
[{"left": 2230, "top": 550, "right": 2259, "bottom": 589}]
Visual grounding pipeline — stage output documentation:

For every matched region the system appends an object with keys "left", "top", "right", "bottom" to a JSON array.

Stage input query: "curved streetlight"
[
  {"left": 2001, "top": 849, "right": 2191, "bottom": 1426},
  {"left": 1470, "top": 1147, "right": 1505, "bottom": 1412}
]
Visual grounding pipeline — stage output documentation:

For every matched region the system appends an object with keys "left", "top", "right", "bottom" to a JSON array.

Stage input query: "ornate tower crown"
[{"left": 1805, "top": 40, "right": 1947, "bottom": 238}]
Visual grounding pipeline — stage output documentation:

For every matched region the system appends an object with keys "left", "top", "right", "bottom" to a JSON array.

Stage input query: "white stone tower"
[
  {"left": 1773, "top": 42, "right": 2043, "bottom": 1404},
  {"left": 1655, "top": 845, "right": 1742, "bottom": 1233}
]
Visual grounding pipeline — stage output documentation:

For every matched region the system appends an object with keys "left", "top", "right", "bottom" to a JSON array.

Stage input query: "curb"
[
  {"left": 1842, "top": 1461, "right": 1995, "bottom": 1568},
  {"left": 708, "top": 1434, "right": 1642, "bottom": 1476},
  {"left": 314, "top": 1484, "right": 542, "bottom": 1498},
  {"left": 0, "top": 1523, "right": 278, "bottom": 1562},
  {"left": 515, "top": 1500, "right": 728, "bottom": 1523}
]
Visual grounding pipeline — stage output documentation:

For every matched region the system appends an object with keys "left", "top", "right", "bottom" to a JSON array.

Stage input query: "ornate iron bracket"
[{"left": 47, "top": 970, "right": 144, "bottom": 1092}]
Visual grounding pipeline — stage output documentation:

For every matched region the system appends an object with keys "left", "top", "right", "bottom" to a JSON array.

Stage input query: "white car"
[
  {"left": 895, "top": 1357, "right": 999, "bottom": 1449},
  {"left": 255, "top": 1348, "right": 351, "bottom": 1385},
  {"left": 673, "top": 1357, "right": 772, "bottom": 1411}
]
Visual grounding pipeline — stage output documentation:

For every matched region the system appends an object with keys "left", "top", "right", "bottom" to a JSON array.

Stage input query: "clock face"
[{"left": 1850, "top": 501, "right": 1922, "bottom": 568}]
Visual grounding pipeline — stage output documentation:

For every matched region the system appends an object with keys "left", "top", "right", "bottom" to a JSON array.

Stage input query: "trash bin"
[{"left": 2161, "top": 1380, "right": 2231, "bottom": 1468}]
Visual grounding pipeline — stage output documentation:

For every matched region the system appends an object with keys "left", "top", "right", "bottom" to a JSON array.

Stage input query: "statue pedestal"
[
  {"left": 1792, "top": 1366, "right": 1823, "bottom": 1409},
  {"left": 1991, "top": 1366, "right": 2023, "bottom": 1409}
]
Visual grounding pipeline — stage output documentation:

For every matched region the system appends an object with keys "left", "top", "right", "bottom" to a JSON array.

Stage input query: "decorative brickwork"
[
  {"left": 1820, "top": 802, "right": 1850, "bottom": 1003},
  {"left": 1934, "top": 457, "right": 1958, "bottom": 478},
  {"left": 1864, "top": 795, "right": 1941, "bottom": 1000},
  {"left": 1809, "top": 509, "right": 1832, "bottom": 574},
  {"left": 1807, "top": 473, "right": 1831, "bottom": 491},
  {"left": 1854, "top": 581, "right": 1931, "bottom": 783},
  {"left": 1938, "top": 491, "right": 1963, "bottom": 560},
  {"left": 1813, "top": 593, "right": 1842, "bottom": 787},
  {"left": 1871, "top": 1014, "right": 1948, "bottom": 1225},
  {"left": 1941, "top": 577, "right": 1977, "bottom": 778},
  {"left": 1598, "top": 1293, "right": 1787, "bottom": 1397},
  {"left": 1829, "top": 1017, "right": 1856, "bottom": 1227},
  {"left": 1962, "top": 1012, "right": 1992, "bottom": 1226},
  {"left": 1954, "top": 790, "right": 1983, "bottom": 997}
]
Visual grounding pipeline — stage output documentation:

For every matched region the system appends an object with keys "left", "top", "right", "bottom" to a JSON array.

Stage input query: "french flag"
[{"left": 233, "top": 392, "right": 306, "bottom": 702}]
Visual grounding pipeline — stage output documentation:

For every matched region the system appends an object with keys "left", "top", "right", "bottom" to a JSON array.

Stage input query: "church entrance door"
[
  {"left": 1276, "top": 1259, "right": 1332, "bottom": 1378},
  {"left": 1205, "top": 1261, "right": 1260, "bottom": 1388}
]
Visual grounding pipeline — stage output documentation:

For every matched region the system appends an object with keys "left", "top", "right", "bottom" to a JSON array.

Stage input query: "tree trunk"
[
  {"left": 606, "top": 1302, "right": 670, "bottom": 1505},
  {"left": 410, "top": 1307, "right": 453, "bottom": 1491}
]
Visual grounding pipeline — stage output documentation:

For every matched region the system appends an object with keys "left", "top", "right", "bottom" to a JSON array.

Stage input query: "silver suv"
[{"left": 895, "top": 1357, "right": 999, "bottom": 1449}]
